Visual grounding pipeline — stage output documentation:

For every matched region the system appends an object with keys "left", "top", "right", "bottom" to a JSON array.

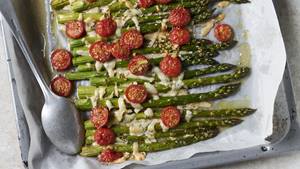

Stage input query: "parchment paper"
[{"left": 10, "top": 0, "right": 287, "bottom": 168}]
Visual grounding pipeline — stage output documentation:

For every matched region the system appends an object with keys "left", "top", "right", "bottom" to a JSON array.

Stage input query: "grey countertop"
[{"left": 0, "top": 0, "right": 300, "bottom": 169}]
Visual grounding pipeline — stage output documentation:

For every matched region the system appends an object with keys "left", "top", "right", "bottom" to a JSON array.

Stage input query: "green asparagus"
[
  {"left": 89, "top": 67, "right": 249, "bottom": 87},
  {"left": 85, "top": 118, "right": 242, "bottom": 134},
  {"left": 135, "top": 108, "right": 256, "bottom": 120},
  {"left": 81, "top": 128, "right": 219, "bottom": 157},
  {"left": 85, "top": 127, "right": 216, "bottom": 145},
  {"left": 70, "top": 63, "right": 236, "bottom": 82},
  {"left": 77, "top": 83, "right": 171, "bottom": 98},
  {"left": 65, "top": 71, "right": 106, "bottom": 80},
  {"left": 75, "top": 83, "right": 241, "bottom": 110}
]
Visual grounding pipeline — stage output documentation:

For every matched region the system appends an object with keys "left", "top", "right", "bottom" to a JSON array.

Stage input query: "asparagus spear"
[
  {"left": 51, "top": 0, "right": 70, "bottom": 10},
  {"left": 85, "top": 127, "right": 216, "bottom": 145},
  {"left": 68, "top": 9, "right": 215, "bottom": 49},
  {"left": 135, "top": 108, "right": 256, "bottom": 120},
  {"left": 57, "top": 2, "right": 211, "bottom": 24},
  {"left": 71, "top": 39, "right": 235, "bottom": 58},
  {"left": 71, "top": 0, "right": 209, "bottom": 13},
  {"left": 76, "top": 67, "right": 249, "bottom": 88},
  {"left": 71, "top": 0, "right": 120, "bottom": 12},
  {"left": 183, "top": 67, "right": 250, "bottom": 88},
  {"left": 75, "top": 83, "right": 241, "bottom": 110},
  {"left": 84, "top": 108, "right": 254, "bottom": 137},
  {"left": 65, "top": 71, "right": 106, "bottom": 80},
  {"left": 112, "top": 118, "right": 241, "bottom": 135},
  {"left": 75, "top": 58, "right": 225, "bottom": 73},
  {"left": 76, "top": 66, "right": 249, "bottom": 99},
  {"left": 70, "top": 63, "right": 236, "bottom": 82},
  {"left": 183, "top": 63, "right": 236, "bottom": 79},
  {"left": 77, "top": 83, "right": 171, "bottom": 98},
  {"left": 73, "top": 56, "right": 218, "bottom": 72},
  {"left": 50, "top": 0, "right": 250, "bottom": 11},
  {"left": 81, "top": 128, "right": 219, "bottom": 157}
]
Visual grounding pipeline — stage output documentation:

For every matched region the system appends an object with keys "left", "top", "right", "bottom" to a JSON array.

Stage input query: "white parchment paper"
[{"left": 23, "top": 0, "right": 286, "bottom": 168}]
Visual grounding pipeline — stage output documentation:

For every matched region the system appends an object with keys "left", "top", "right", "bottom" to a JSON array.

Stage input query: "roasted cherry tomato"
[
  {"left": 99, "top": 149, "right": 123, "bottom": 163},
  {"left": 169, "top": 27, "right": 191, "bottom": 46},
  {"left": 155, "top": 0, "right": 172, "bottom": 4},
  {"left": 161, "top": 106, "right": 181, "bottom": 128},
  {"left": 111, "top": 42, "right": 131, "bottom": 60},
  {"left": 51, "top": 49, "right": 72, "bottom": 71},
  {"left": 95, "top": 18, "right": 117, "bottom": 37},
  {"left": 91, "top": 107, "right": 109, "bottom": 129},
  {"left": 128, "top": 55, "right": 151, "bottom": 76},
  {"left": 120, "top": 29, "right": 144, "bottom": 49},
  {"left": 89, "top": 41, "right": 112, "bottom": 62},
  {"left": 168, "top": 7, "right": 191, "bottom": 27},
  {"left": 65, "top": 20, "right": 86, "bottom": 39},
  {"left": 159, "top": 54, "right": 182, "bottom": 77},
  {"left": 214, "top": 24, "right": 234, "bottom": 42},
  {"left": 138, "top": 0, "right": 155, "bottom": 8},
  {"left": 125, "top": 84, "right": 148, "bottom": 104},
  {"left": 94, "top": 128, "right": 116, "bottom": 146},
  {"left": 50, "top": 76, "right": 72, "bottom": 97}
]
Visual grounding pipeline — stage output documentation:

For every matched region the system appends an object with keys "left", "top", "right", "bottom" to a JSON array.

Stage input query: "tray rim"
[{"left": 1, "top": 0, "right": 300, "bottom": 168}]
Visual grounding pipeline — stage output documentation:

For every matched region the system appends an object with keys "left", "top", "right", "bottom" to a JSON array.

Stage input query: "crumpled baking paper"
[{"left": 10, "top": 0, "right": 286, "bottom": 168}]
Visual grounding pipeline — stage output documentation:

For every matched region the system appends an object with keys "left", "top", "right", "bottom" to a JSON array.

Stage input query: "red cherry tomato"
[
  {"left": 65, "top": 20, "right": 86, "bottom": 39},
  {"left": 159, "top": 54, "right": 182, "bottom": 77},
  {"left": 128, "top": 55, "right": 151, "bottom": 76},
  {"left": 138, "top": 0, "right": 155, "bottom": 8},
  {"left": 125, "top": 84, "right": 148, "bottom": 104},
  {"left": 111, "top": 42, "right": 131, "bottom": 60},
  {"left": 168, "top": 7, "right": 191, "bottom": 27},
  {"left": 161, "top": 106, "right": 181, "bottom": 128},
  {"left": 94, "top": 128, "right": 116, "bottom": 146},
  {"left": 50, "top": 76, "right": 72, "bottom": 97},
  {"left": 51, "top": 49, "right": 72, "bottom": 71},
  {"left": 120, "top": 29, "right": 144, "bottom": 49},
  {"left": 89, "top": 41, "right": 112, "bottom": 63},
  {"left": 155, "top": 0, "right": 172, "bottom": 4},
  {"left": 95, "top": 18, "right": 117, "bottom": 37},
  {"left": 169, "top": 27, "right": 191, "bottom": 46},
  {"left": 90, "top": 107, "right": 109, "bottom": 129},
  {"left": 99, "top": 149, "right": 123, "bottom": 163},
  {"left": 214, "top": 24, "right": 234, "bottom": 42}
]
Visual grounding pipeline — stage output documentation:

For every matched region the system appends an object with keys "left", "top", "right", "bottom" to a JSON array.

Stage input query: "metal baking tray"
[{"left": 1, "top": 0, "right": 300, "bottom": 168}]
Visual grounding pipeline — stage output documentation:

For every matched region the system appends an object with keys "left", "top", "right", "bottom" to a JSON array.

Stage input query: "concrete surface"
[{"left": 0, "top": 0, "right": 300, "bottom": 169}]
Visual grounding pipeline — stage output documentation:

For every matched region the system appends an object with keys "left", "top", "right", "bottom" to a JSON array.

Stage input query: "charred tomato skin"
[
  {"left": 99, "top": 149, "right": 123, "bottom": 163},
  {"left": 90, "top": 107, "right": 109, "bottom": 129},
  {"left": 65, "top": 20, "right": 86, "bottom": 39},
  {"left": 138, "top": 0, "right": 155, "bottom": 8},
  {"left": 111, "top": 42, "right": 131, "bottom": 60},
  {"left": 125, "top": 84, "right": 148, "bottom": 104},
  {"left": 169, "top": 27, "right": 191, "bottom": 46},
  {"left": 161, "top": 106, "right": 181, "bottom": 128},
  {"left": 128, "top": 55, "right": 151, "bottom": 76},
  {"left": 89, "top": 41, "right": 112, "bottom": 63},
  {"left": 95, "top": 18, "right": 117, "bottom": 37},
  {"left": 50, "top": 76, "right": 72, "bottom": 97},
  {"left": 168, "top": 7, "right": 191, "bottom": 27},
  {"left": 51, "top": 49, "right": 72, "bottom": 71},
  {"left": 120, "top": 29, "right": 144, "bottom": 49},
  {"left": 214, "top": 24, "right": 234, "bottom": 42},
  {"left": 94, "top": 128, "right": 116, "bottom": 146},
  {"left": 159, "top": 55, "right": 182, "bottom": 77}
]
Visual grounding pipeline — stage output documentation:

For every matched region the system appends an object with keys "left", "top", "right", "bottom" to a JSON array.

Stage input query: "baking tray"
[{"left": 1, "top": 0, "right": 300, "bottom": 168}]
